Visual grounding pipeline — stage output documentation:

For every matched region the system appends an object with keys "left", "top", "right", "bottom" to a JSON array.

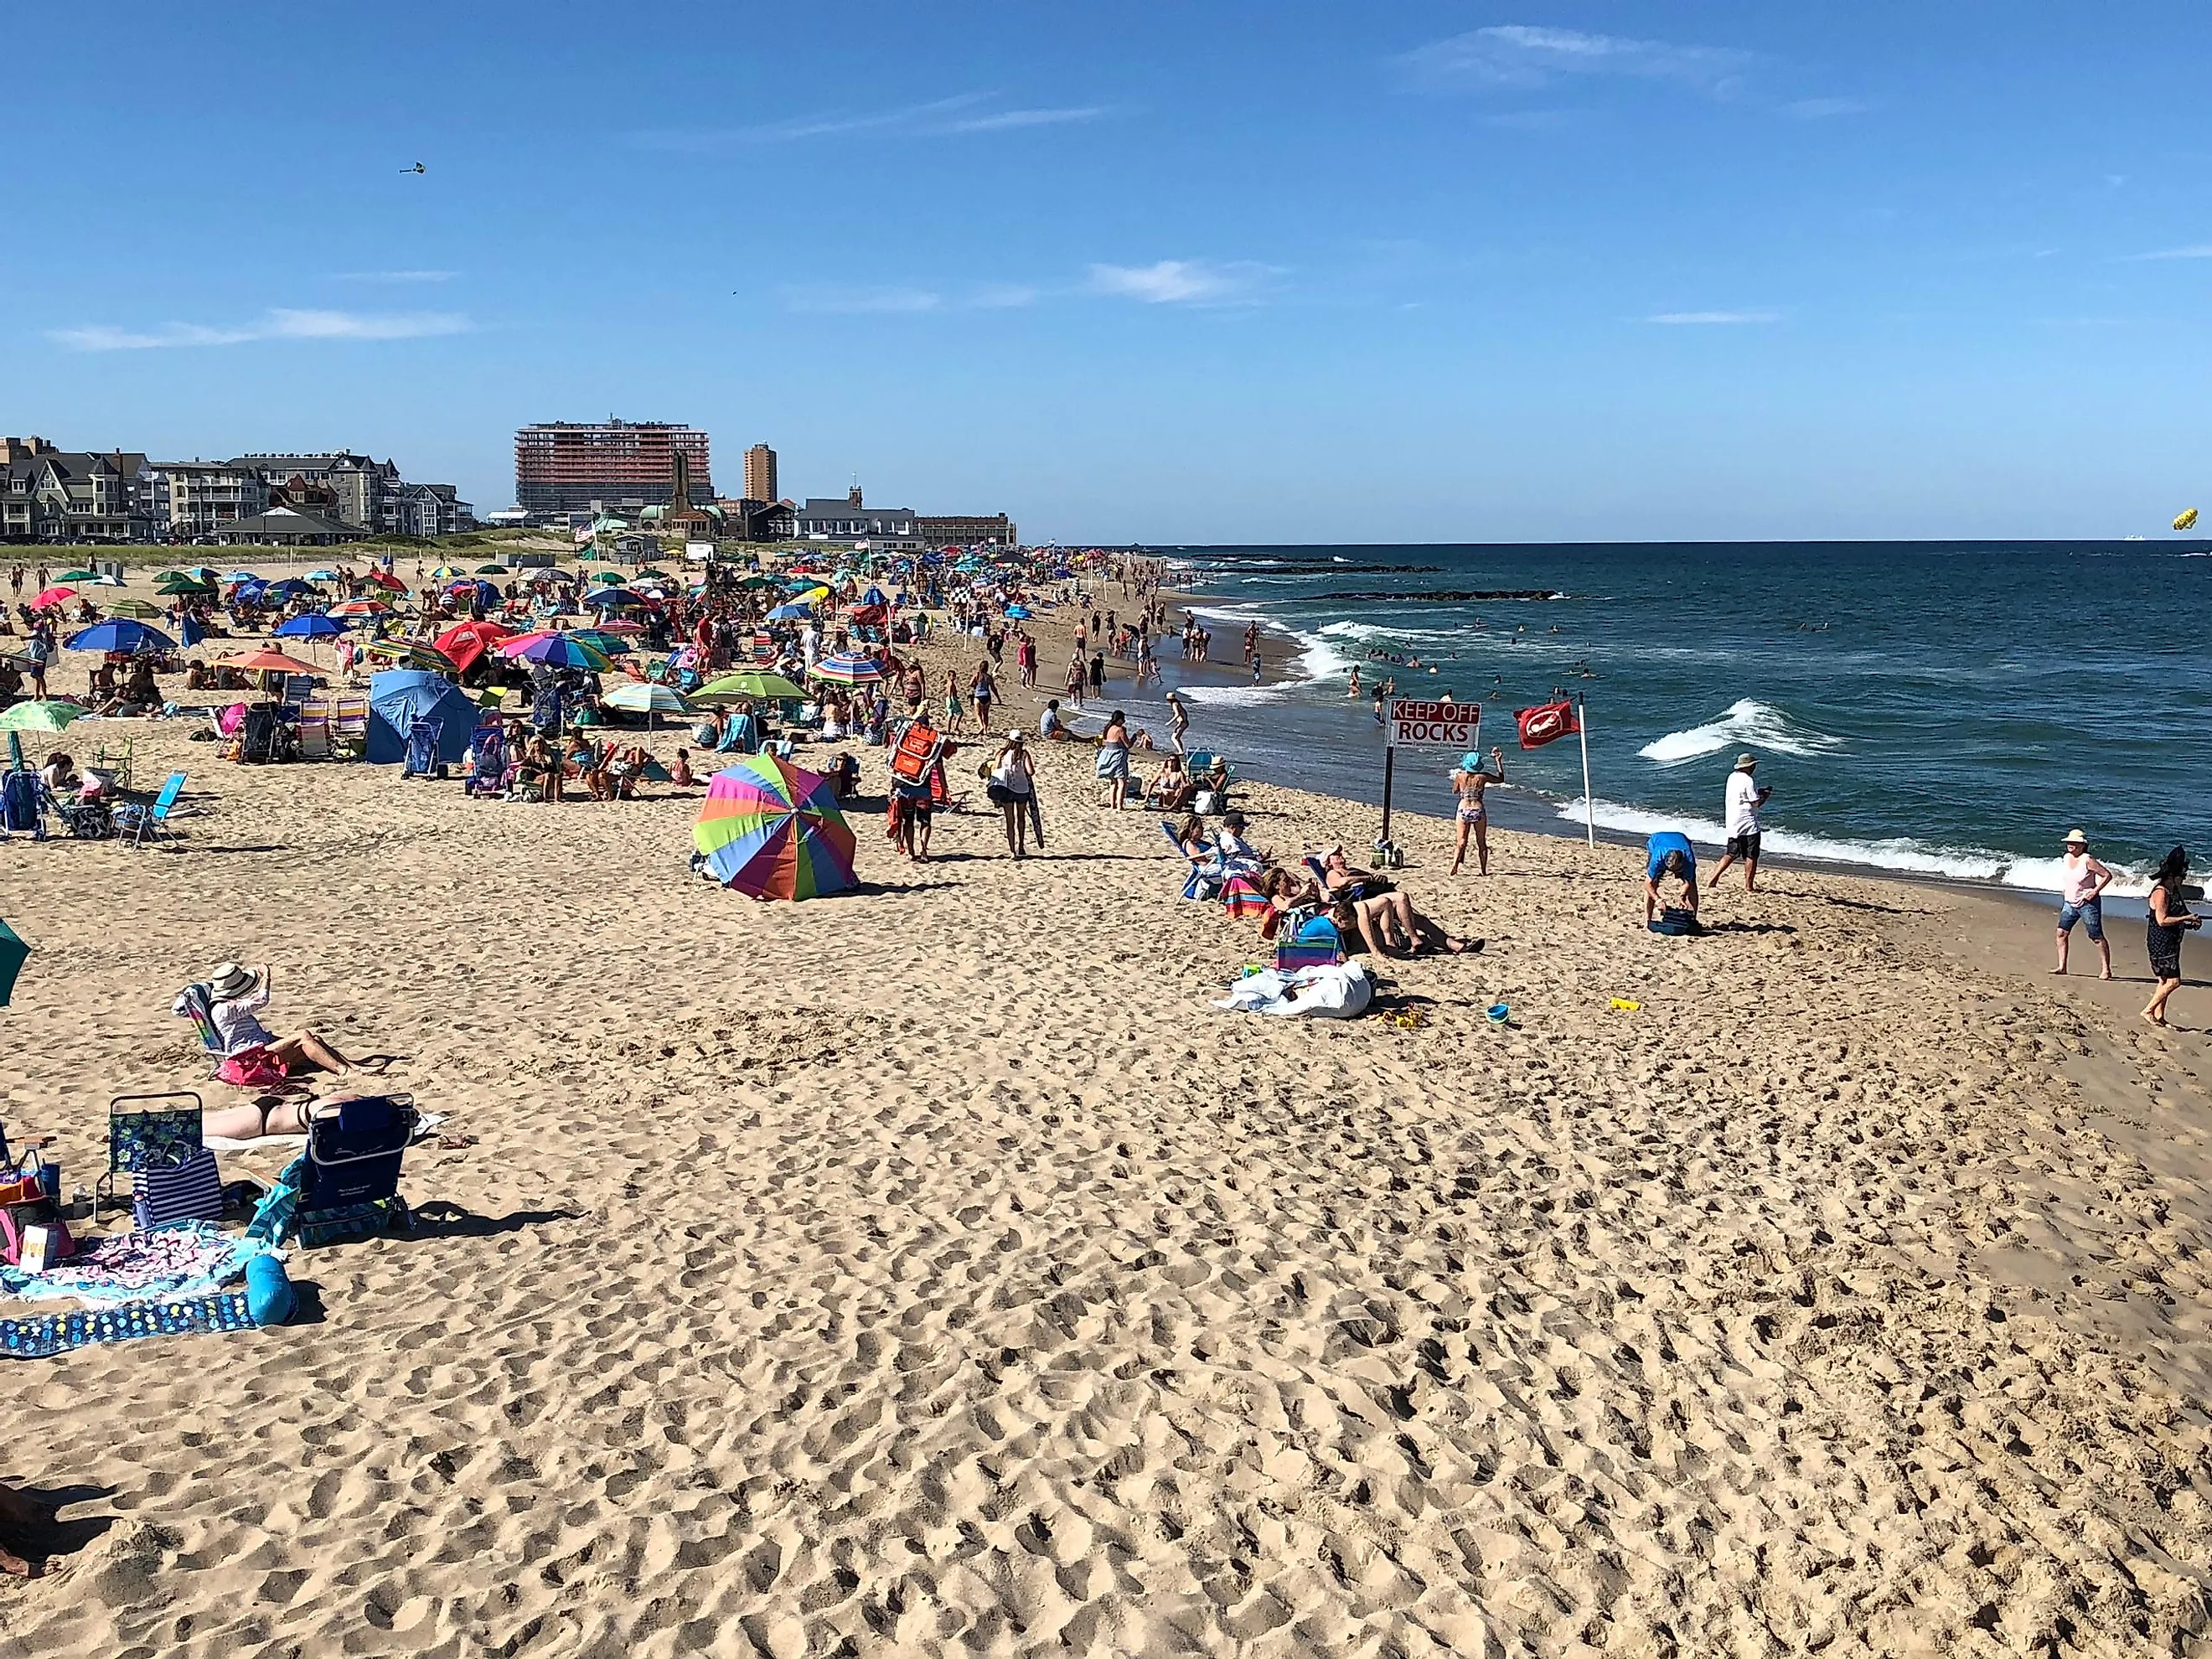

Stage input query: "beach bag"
[
  {"left": 132, "top": 1146, "right": 224, "bottom": 1231},
  {"left": 0, "top": 770, "right": 38, "bottom": 832},
  {"left": 0, "top": 1174, "right": 75, "bottom": 1266}
]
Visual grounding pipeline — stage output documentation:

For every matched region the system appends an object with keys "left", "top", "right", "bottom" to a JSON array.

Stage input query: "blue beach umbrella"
[
  {"left": 274, "top": 614, "right": 349, "bottom": 639},
  {"left": 178, "top": 614, "right": 207, "bottom": 648},
  {"left": 766, "top": 602, "right": 814, "bottom": 621},
  {"left": 861, "top": 586, "right": 887, "bottom": 606},
  {"left": 65, "top": 619, "right": 175, "bottom": 654},
  {"left": 264, "top": 578, "right": 315, "bottom": 599}
]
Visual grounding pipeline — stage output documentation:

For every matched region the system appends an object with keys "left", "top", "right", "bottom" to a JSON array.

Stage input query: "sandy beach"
[{"left": 3, "top": 583, "right": 2211, "bottom": 1656}]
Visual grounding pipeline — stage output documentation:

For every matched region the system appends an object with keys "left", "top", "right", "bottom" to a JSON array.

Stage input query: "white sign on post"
[{"left": 1388, "top": 698, "right": 1480, "bottom": 751}]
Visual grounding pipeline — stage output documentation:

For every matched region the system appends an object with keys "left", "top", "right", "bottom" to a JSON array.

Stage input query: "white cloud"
[
  {"left": 1646, "top": 310, "right": 1780, "bottom": 325},
  {"left": 1087, "top": 259, "right": 1270, "bottom": 305},
  {"left": 1783, "top": 97, "right": 1869, "bottom": 120},
  {"left": 335, "top": 269, "right": 458, "bottom": 283},
  {"left": 2124, "top": 244, "right": 2212, "bottom": 261},
  {"left": 1403, "top": 25, "right": 1752, "bottom": 95},
  {"left": 944, "top": 106, "right": 1103, "bottom": 132},
  {"left": 49, "top": 309, "right": 470, "bottom": 351},
  {"left": 632, "top": 94, "right": 1103, "bottom": 151}
]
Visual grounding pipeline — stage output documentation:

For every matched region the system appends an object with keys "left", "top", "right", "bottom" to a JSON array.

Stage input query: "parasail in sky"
[{"left": 2174, "top": 507, "right": 2199, "bottom": 531}]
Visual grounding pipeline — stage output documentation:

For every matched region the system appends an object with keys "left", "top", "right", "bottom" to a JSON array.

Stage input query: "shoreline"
[{"left": 1156, "top": 576, "right": 2156, "bottom": 911}]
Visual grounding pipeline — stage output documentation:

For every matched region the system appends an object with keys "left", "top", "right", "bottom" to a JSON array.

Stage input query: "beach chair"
[
  {"left": 1161, "top": 819, "right": 1217, "bottom": 901},
  {"left": 92, "top": 736, "right": 133, "bottom": 792},
  {"left": 296, "top": 701, "right": 332, "bottom": 760},
  {"left": 39, "top": 782, "right": 114, "bottom": 840},
  {"left": 402, "top": 717, "right": 444, "bottom": 779},
  {"left": 115, "top": 770, "right": 186, "bottom": 848},
  {"left": 330, "top": 695, "right": 370, "bottom": 760},
  {"left": 280, "top": 673, "right": 317, "bottom": 710},
  {"left": 246, "top": 1094, "right": 418, "bottom": 1248},
  {"left": 95, "top": 1090, "right": 204, "bottom": 1222}
]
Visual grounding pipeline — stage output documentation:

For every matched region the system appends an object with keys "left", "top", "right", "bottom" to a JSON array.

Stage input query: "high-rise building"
[
  {"left": 744, "top": 443, "right": 778, "bottom": 504},
  {"left": 514, "top": 419, "right": 712, "bottom": 514}
]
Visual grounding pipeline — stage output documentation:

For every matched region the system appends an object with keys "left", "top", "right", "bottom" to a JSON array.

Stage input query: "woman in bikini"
[{"left": 1449, "top": 746, "right": 1506, "bottom": 876}]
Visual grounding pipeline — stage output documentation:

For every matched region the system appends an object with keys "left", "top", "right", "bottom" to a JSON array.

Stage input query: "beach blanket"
[
  {"left": 2, "top": 1291, "right": 257, "bottom": 1359},
  {"left": 0, "top": 1221, "right": 270, "bottom": 1306},
  {"left": 1212, "top": 961, "right": 1373, "bottom": 1020},
  {"left": 1220, "top": 875, "right": 1271, "bottom": 921}
]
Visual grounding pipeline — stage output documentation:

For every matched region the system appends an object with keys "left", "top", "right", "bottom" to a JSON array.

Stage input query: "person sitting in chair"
[
  {"left": 1147, "top": 752, "right": 1195, "bottom": 812},
  {"left": 198, "top": 962, "right": 380, "bottom": 1138}
]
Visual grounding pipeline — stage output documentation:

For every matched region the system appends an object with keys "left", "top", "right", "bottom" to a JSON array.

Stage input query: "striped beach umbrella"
[
  {"left": 329, "top": 598, "right": 390, "bottom": 617},
  {"left": 809, "top": 652, "right": 885, "bottom": 685},
  {"left": 104, "top": 599, "right": 163, "bottom": 619},
  {"left": 364, "top": 638, "right": 458, "bottom": 673},
  {"left": 604, "top": 682, "right": 689, "bottom": 718},
  {"left": 694, "top": 753, "right": 857, "bottom": 901},
  {"left": 499, "top": 632, "right": 610, "bottom": 670}
]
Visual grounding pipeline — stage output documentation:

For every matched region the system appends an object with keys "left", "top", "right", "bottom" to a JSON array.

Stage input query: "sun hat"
[
  {"left": 1734, "top": 753, "right": 1758, "bottom": 771},
  {"left": 208, "top": 962, "right": 259, "bottom": 1001},
  {"left": 2063, "top": 829, "right": 2089, "bottom": 846},
  {"left": 1459, "top": 751, "right": 1483, "bottom": 772}
]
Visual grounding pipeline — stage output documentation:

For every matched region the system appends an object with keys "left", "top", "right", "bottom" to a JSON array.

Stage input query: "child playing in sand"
[{"left": 669, "top": 748, "right": 696, "bottom": 788}]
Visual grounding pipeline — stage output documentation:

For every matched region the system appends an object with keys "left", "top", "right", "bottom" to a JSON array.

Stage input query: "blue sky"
[{"left": 7, "top": 3, "right": 2210, "bottom": 543}]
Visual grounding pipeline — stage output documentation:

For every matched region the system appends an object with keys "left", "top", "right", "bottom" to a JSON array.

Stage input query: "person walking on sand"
[
  {"left": 2054, "top": 830, "right": 2116, "bottom": 979},
  {"left": 1708, "top": 753, "right": 1771, "bottom": 896},
  {"left": 1450, "top": 747, "right": 1507, "bottom": 876},
  {"left": 987, "top": 731, "right": 1036, "bottom": 858},
  {"left": 941, "top": 667, "right": 965, "bottom": 734},
  {"left": 2144, "top": 845, "right": 2201, "bottom": 1026}
]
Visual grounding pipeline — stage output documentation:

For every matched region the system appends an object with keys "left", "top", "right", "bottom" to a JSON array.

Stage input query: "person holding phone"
[
  {"left": 1708, "top": 753, "right": 1773, "bottom": 896},
  {"left": 2144, "top": 846, "right": 2201, "bottom": 1027}
]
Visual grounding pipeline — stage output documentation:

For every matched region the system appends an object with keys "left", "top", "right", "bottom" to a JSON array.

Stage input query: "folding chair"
[
  {"left": 95, "top": 1090, "right": 204, "bottom": 1221},
  {"left": 280, "top": 673, "right": 318, "bottom": 710},
  {"left": 116, "top": 771, "right": 186, "bottom": 848},
  {"left": 463, "top": 721, "right": 508, "bottom": 797},
  {"left": 92, "top": 736, "right": 134, "bottom": 792},
  {"left": 38, "top": 782, "right": 115, "bottom": 840},
  {"left": 1162, "top": 819, "right": 1216, "bottom": 901},
  {"left": 330, "top": 695, "right": 370, "bottom": 759},
  {"left": 296, "top": 701, "right": 332, "bottom": 760},
  {"left": 246, "top": 1094, "right": 419, "bottom": 1248}
]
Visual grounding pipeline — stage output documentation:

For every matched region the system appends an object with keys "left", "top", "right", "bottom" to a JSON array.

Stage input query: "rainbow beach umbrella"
[{"left": 693, "top": 753, "right": 857, "bottom": 902}]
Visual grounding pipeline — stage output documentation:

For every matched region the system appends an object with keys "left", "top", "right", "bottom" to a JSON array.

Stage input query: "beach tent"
[{"left": 364, "top": 669, "right": 477, "bottom": 766}]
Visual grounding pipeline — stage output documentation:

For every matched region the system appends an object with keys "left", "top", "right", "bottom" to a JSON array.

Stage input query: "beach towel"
[
  {"left": 0, "top": 1221, "right": 268, "bottom": 1306},
  {"left": 1212, "top": 961, "right": 1373, "bottom": 1020},
  {"left": 1220, "top": 875, "right": 1270, "bottom": 920},
  {"left": 1, "top": 1291, "right": 258, "bottom": 1359}
]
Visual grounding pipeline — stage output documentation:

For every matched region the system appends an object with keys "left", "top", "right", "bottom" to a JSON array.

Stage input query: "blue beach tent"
[{"left": 364, "top": 669, "right": 476, "bottom": 766}]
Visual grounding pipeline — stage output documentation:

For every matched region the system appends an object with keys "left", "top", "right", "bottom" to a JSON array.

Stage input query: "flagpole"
[{"left": 1578, "top": 695, "right": 1594, "bottom": 848}]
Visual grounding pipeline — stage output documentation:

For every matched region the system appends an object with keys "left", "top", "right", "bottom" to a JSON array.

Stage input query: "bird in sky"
[{"left": 402, "top": 163, "right": 426, "bottom": 174}]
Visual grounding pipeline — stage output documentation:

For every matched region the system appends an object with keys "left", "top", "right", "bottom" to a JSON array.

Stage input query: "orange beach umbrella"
[{"left": 220, "top": 649, "right": 325, "bottom": 676}]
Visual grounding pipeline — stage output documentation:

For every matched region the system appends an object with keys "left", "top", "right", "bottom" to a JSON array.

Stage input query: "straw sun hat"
[
  {"left": 2063, "top": 830, "right": 2090, "bottom": 847},
  {"left": 208, "top": 962, "right": 260, "bottom": 1001}
]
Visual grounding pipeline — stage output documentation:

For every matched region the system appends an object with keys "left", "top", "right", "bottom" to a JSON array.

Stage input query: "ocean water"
[{"left": 1095, "top": 541, "right": 2212, "bottom": 896}]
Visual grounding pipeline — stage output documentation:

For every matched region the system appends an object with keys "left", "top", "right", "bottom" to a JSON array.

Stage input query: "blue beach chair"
[{"left": 116, "top": 770, "right": 186, "bottom": 848}]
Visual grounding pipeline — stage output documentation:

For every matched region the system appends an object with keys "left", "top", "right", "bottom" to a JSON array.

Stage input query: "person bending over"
[{"left": 1645, "top": 832, "right": 1702, "bottom": 933}]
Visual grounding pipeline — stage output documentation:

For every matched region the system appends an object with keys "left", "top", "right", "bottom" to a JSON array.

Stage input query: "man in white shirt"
[{"left": 1707, "top": 752, "right": 1772, "bottom": 896}]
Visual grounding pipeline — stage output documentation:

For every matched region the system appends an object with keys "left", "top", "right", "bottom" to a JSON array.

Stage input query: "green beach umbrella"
[
  {"left": 106, "top": 599, "right": 162, "bottom": 618},
  {"left": 156, "top": 578, "right": 214, "bottom": 596},
  {"left": 55, "top": 569, "right": 101, "bottom": 583},
  {"left": 695, "top": 669, "right": 806, "bottom": 702},
  {"left": 0, "top": 700, "right": 87, "bottom": 734},
  {"left": 0, "top": 917, "right": 26, "bottom": 1007},
  {"left": 474, "top": 564, "right": 508, "bottom": 576}
]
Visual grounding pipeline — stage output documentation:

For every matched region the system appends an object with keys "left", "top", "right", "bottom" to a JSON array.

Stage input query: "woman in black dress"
[{"left": 2144, "top": 845, "right": 2201, "bottom": 1026}]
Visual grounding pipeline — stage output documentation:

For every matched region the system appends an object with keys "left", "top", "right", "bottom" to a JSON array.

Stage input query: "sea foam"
[{"left": 1638, "top": 699, "right": 1846, "bottom": 765}]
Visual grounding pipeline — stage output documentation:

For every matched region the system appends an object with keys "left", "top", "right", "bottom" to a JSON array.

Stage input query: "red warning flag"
[{"left": 1514, "top": 699, "right": 1580, "bottom": 749}]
